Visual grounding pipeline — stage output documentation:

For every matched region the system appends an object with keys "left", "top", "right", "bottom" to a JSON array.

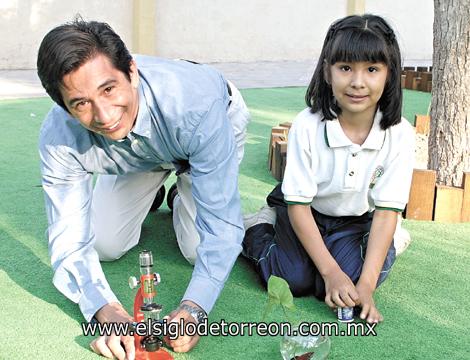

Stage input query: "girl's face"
[{"left": 328, "top": 61, "right": 388, "bottom": 120}]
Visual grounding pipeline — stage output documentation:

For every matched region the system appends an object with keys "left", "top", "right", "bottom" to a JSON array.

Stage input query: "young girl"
[{"left": 242, "top": 14, "right": 415, "bottom": 324}]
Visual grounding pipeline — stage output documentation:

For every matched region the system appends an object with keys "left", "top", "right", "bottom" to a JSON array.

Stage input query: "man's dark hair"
[
  {"left": 305, "top": 14, "right": 403, "bottom": 130},
  {"left": 37, "top": 17, "right": 133, "bottom": 110}
]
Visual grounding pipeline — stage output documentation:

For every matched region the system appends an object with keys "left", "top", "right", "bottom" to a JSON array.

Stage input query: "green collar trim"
[{"left": 323, "top": 122, "right": 330, "bottom": 147}]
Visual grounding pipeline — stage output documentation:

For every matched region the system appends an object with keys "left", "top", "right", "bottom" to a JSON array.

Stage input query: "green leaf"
[
  {"left": 262, "top": 276, "right": 298, "bottom": 323},
  {"left": 267, "top": 276, "right": 296, "bottom": 311},
  {"left": 262, "top": 297, "right": 277, "bottom": 321}
]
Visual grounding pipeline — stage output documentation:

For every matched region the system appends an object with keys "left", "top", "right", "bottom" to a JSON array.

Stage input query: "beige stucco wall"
[
  {"left": 154, "top": 0, "right": 347, "bottom": 62},
  {"left": 0, "top": 0, "right": 433, "bottom": 69},
  {"left": 365, "top": 0, "right": 433, "bottom": 61},
  {"left": 0, "top": 0, "right": 133, "bottom": 69},
  {"left": 153, "top": 0, "right": 433, "bottom": 63}
]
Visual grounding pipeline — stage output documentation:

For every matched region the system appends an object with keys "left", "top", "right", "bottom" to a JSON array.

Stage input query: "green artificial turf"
[{"left": 1, "top": 88, "right": 468, "bottom": 360}]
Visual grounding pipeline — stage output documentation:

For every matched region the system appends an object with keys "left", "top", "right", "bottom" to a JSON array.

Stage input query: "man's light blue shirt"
[{"left": 39, "top": 56, "right": 244, "bottom": 322}]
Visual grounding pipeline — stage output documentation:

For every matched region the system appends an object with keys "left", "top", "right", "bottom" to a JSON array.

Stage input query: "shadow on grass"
[
  {"left": 73, "top": 335, "right": 96, "bottom": 356},
  {"left": 0, "top": 227, "right": 82, "bottom": 323}
]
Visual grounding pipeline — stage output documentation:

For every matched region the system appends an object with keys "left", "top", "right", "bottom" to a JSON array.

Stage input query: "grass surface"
[{"left": 1, "top": 88, "right": 468, "bottom": 359}]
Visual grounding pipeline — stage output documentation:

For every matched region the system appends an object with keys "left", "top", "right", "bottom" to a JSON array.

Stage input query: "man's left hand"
[{"left": 164, "top": 300, "right": 203, "bottom": 352}]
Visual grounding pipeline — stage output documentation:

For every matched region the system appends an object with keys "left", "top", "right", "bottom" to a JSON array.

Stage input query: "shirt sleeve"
[
  {"left": 181, "top": 98, "right": 244, "bottom": 314},
  {"left": 39, "top": 141, "right": 118, "bottom": 322},
  {"left": 370, "top": 123, "right": 416, "bottom": 212},
  {"left": 281, "top": 114, "right": 318, "bottom": 204}
]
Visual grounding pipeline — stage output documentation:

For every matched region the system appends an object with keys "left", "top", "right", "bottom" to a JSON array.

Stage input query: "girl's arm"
[
  {"left": 287, "top": 204, "right": 359, "bottom": 308},
  {"left": 356, "top": 209, "right": 398, "bottom": 322}
]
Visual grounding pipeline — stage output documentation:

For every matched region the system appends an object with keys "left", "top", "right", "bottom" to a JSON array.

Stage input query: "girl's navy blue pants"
[{"left": 242, "top": 184, "right": 396, "bottom": 299}]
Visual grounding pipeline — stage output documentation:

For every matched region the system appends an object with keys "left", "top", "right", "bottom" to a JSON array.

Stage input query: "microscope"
[{"left": 128, "top": 250, "right": 173, "bottom": 360}]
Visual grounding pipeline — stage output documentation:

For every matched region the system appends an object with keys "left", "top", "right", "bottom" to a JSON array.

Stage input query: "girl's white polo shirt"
[{"left": 281, "top": 109, "right": 415, "bottom": 217}]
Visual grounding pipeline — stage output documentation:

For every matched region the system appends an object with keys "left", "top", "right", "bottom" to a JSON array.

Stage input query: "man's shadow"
[{"left": 0, "top": 224, "right": 86, "bottom": 343}]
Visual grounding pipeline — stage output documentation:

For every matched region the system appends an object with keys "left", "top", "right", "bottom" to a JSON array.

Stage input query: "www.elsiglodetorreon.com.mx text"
[{"left": 82, "top": 319, "right": 377, "bottom": 339}]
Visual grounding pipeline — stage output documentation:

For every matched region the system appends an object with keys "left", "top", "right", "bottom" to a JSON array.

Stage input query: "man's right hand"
[
  {"left": 323, "top": 268, "right": 359, "bottom": 309},
  {"left": 90, "top": 302, "right": 135, "bottom": 360}
]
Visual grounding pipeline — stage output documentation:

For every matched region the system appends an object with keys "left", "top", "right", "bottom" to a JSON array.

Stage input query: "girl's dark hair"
[
  {"left": 37, "top": 17, "right": 133, "bottom": 110},
  {"left": 305, "top": 14, "right": 402, "bottom": 129}
]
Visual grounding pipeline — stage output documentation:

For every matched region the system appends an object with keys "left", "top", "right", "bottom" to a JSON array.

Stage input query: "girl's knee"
[
  {"left": 262, "top": 262, "right": 314, "bottom": 296},
  {"left": 285, "top": 272, "right": 315, "bottom": 296}
]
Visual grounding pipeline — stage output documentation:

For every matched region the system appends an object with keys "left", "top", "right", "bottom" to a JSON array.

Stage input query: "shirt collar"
[
  {"left": 361, "top": 111, "right": 386, "bottom": 150},
  {"left": 130, "top": 81, "right": 152, "bottom": 139},
  {"left": 324, "top": 110, "right": 385, "bottom": 150}
]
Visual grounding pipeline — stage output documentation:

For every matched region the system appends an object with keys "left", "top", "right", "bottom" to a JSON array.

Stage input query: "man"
[{"left": 37, "top": 18, "right": 250, "bottom": 359}]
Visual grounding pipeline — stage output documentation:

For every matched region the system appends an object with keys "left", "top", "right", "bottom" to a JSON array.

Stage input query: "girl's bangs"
[{"left": 329, "top": 30, "right": 389, "bottom": 64}]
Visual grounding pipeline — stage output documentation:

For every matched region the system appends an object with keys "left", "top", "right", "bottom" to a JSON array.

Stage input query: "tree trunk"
[{"left": 429, "top": 0, "right": 470, "bottom": 187}]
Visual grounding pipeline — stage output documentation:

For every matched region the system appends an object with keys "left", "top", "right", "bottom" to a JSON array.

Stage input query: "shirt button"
[
  {"left": 349, "top": 171, "right": 355, "bottom": 176},
  {"left": 352, "top": 153, "right": 357, "bottom": 157},
  {"left": 132, "top": 139, "right": 139, "bottom": 145}
]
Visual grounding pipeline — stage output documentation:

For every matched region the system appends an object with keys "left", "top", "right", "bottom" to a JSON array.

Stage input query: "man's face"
[{"left": 60, "top": 53, "right": 139, "bottom": 140}]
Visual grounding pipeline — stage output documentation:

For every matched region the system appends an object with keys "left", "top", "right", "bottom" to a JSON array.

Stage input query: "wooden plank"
[
  {"left": 405, "top": 70, "right": 418, "bottom": 89},
  {"left": 415, "top": 115, "right": 430, "bottom": 135},
  {"left": 280, "top": 151, "right": 287, "bottom": 180},
  {"left": 271, "top": 126, "right": 289, "bottom": 136},
  {"left": 273, "top": 140, "right": 288, "bottom": 181},
  {"left": 426, "top": 80, "right": 432, "bottom": 92},
  {"left": 270, "top": 137, "right": 279, "bottom": 176},
  {"left": 401, "top": 74, "right": 406, "bottom": 88},
  {"left": 405, "top": 169, "right": 436, "bottom": 220},
  {"left": 270, "top": 136, "right": 284, "bottom": 177},
  {"left": 268, "top": 131, "right": 287, "bottom": 170},
  {"left": 277, "top": 122, "right": 291, "bottom": 179},
  {"left": 419, "top": 72, "right": 432, "bottom": 92},
  {"left": 412, "top": 77, "right": 421, "bottom": 90},
  {"left": 279, "top": 122, "right": 292, "bottom": 129},
  {"left": 268, "top": 133, "right": 274, "bottom": 170},
  {"left": 434, "top": 185, "right": 464, "bottom": 222},
  {"left": 461, "top": 172, "right": 470, "bottom": 222},
  {"left": 417, "top": 66, "right": 428, "bottom": 72}
]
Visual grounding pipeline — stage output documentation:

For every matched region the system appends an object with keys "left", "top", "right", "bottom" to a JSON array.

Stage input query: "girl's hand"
[
  {"left": 355, "top": 282, "right": 383, "bottom": 323},
  {"left": 324, "top": 268, "right": 359, "bottom": 309}
]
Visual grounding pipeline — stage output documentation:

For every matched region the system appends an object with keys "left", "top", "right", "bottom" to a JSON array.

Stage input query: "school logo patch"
[{"left": 369, "top": 166, "right": 384, "bottom": 189}]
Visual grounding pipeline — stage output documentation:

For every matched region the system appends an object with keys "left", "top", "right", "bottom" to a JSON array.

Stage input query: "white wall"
[
  {"left": 154, "top": 0, "right": 433, "bottom": 63},
  {"left": 0, "top": 0, "right": 133, "bottom": 69},
  {"left": 365, "top": 0, "right": 434, "bottom": 61},
  {"left": 154, "top": 0, "right": 347, "bottom": 62},
  {"left": 0, "top": 0, "right": 433, "bottom": 69}
]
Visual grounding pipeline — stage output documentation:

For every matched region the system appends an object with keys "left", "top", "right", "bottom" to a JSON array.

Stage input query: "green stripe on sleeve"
[
  {"left": 285, "top": 201, "right": 312, "bottom": 205},
  {"left": 375, "top": 206, "right": 404, "bottom": 213}
]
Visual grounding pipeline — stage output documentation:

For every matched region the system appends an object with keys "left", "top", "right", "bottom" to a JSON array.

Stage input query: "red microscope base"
[{"left": 134, "top": 291, "right": 173, "bottom": 360}]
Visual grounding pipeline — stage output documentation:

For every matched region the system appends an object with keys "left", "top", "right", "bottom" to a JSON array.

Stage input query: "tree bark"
[{"left": 430, "top": 0, "right": 470, "bottom": 187}]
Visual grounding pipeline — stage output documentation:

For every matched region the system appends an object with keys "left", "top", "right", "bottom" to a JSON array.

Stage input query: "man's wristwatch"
[{"left": 179, "top": 303, "right": 207, "bottom": 324}]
